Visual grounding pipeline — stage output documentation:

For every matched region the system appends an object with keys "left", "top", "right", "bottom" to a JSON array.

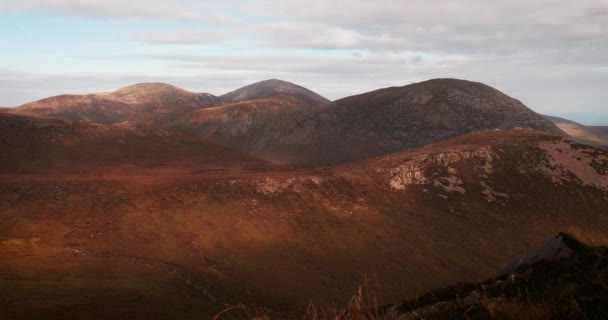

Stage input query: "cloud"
[
  {"left": 130, "top": 30, "right": 229, "bottom": 45},
  {"left": 0, "top": 0, "right": 607, "bottom": 122},
  {"left": 3, "top": 0, "right": 606, "bottom": 53},
  {"left": 0, "top": 0, "right": 237, "bottom": 22}
]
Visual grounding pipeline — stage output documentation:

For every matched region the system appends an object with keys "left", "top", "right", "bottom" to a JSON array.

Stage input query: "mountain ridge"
[
  {"left": 220, "top": 79, "right": 330, "bottom": 106},
  {"left": 3, "top": 78, "right": 569, "bottom": 165},
  {"left": 4, "top": 82, "right": 219, "bottom": 126}
]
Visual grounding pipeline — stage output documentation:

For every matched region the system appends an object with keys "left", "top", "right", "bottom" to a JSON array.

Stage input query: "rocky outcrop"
[{"left": 386, "top": 233, "right": 608, "bottom": 320}]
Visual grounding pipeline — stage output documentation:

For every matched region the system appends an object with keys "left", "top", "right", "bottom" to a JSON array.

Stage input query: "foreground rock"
[{"left": 386, "top": 233, "right": 608, "bottom": 319}]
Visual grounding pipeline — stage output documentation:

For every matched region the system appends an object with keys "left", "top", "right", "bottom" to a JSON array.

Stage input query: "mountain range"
[
  {"left": 5, "top": 78, "right": 565, "bottom": 164},
  {"left": 1, "top": 78, "right": 607, "bottom": 319}
]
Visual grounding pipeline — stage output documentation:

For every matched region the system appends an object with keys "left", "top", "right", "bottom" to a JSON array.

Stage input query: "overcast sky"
[{"left": 0, "top": 0, "right": 607, "bottom": 124}]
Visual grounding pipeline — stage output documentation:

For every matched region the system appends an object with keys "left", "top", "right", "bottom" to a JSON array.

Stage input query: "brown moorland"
[
  {"left": 0, "top": 112, "right": 268, "bottom": 175},
  {"left": 543, "top": 115, "right": 608, "bottom": 150},
  {"left": 1, "top": 125, "right": 607, "bottom": 319}
]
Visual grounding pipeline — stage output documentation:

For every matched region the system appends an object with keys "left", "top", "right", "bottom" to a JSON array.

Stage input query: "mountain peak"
[
  {"left": 220, "top": 79, "right": 330, "bottom": 106},
  {"left": 107, "top": 82, "right": 219, "bottom": 108},
  {"left": 111, "top": 82, "right": 189, "bottom": 97}
]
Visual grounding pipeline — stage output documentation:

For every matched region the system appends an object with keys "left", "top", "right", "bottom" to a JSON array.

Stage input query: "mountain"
[
  {"left": 172, "top": 93, "right": 321, "bottom": 155},
  {"left": 1, "top": 128, "right": 606, "bottom": 319},
  {"left": 543, "top": 114, "right": 608, "bottom": 149},
  {"left": 258, "top": 79, "right": 565, "bottom": 164},
  {"left": 108, "top": 83, "right": 218, "bottom": 107},
  {"left": 4, "top": 79, "right": 564, "bottom": 166},
  {"left": 5, "top": 94, "right": 138, "bottom": 124},
  {"left": 220, "top": 79, "right": 330, "bottom": 106},
  {"left": 0, "top": 112, "right": 264, "bottom": 174},
  {"left": 6, "top": 83, "right": 219, "bottom": 126}
]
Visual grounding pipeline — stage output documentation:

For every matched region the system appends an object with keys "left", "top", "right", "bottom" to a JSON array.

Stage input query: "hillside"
[
  {"left": 258, "top": 79, "right": 564, "bottom": 164},
  {"left": 589, "top": 126, "right": 608, "bottom": 137},
  {"left": 5, "top": 83, "right": 219, "bottom": 126},
  {"left": 544, "top": 114, "right": 608, "bottom": 149},
  {"left": 172, "top": 93, "right": 321, "bottom": 155},
  {"left": 4, "top": 94, "right": 138, "bottom": 124},
  {"left": 1, "top": 129, "right": 606, "bottom": 319},
  {"left": 0, "top": 113, "right": 265, "bottom": 174},
  {"left": 108, "top": 83, "right": 218, "bottom": 107},
  {"left": 220, "top": 79, "right": 330, "bottom": 106}
]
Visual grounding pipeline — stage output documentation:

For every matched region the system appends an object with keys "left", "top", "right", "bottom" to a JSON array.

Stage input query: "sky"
[{"left": 0, "top": 0, "right": 607, "bottom": 124}]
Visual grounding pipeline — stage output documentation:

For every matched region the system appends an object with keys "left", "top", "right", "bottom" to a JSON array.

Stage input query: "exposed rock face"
[
  {"left": 537, "top": 140, "right": 608, "bottom": 189},
  {"left": 262, "top": 79, "right": 564, "bottom": 164},
  {"left": 499, "top": 234, "right": 576, "bottom": 277},
  {"left": 377, "top": 132, "right": 608, "bottom": 197},
  {"left": 220, "top": 79, "right": 330, "bottom": 107},
  {"left": 386, "top": 148, "right": 494, "bottom": 192}
]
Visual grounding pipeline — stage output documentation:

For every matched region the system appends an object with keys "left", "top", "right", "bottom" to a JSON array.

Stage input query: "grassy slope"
[
  {"left": 0, "top": 130, "right": 607, "bottom": 319},
  {"left": 543, "top": 114, "right": 608, "bottom": 149}
]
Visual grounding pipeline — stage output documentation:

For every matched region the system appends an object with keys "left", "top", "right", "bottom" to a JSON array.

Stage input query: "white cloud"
[
  {"left": 0, "top": 0, "right": 606, "bottom": 121},
  {"left": 0, "top": 0, "right": 237, "bottom": 22}
]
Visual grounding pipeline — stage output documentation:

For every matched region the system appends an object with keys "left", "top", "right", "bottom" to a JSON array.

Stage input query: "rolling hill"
[
  {"left": 0, "top": 112, "right": 265, "bottom": 174},
  {"left": 543, "top": 114, "right": 608, "bottom": 149},
  {"left": 5, "top": 83, "right": 219, "bottom": 126},
  {"left": 220, "top": 79, "right": 330, "bottom": 107},
  {"left": 1, "top": 128, "right": 606, "bottom": 319}
]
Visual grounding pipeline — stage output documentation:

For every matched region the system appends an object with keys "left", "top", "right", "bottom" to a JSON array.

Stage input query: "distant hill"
[
  {"left": 5, "top": 94, "right": 138, "bottom": 124},
  {"left": 220, "top": 79, "right": 330, "bottom": 107},
  {"left": 543, "top": 114, "right": 608, "bottom": 149},
  {"left": 5, "top": 83, "right": 219, "bottom": 126}
]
